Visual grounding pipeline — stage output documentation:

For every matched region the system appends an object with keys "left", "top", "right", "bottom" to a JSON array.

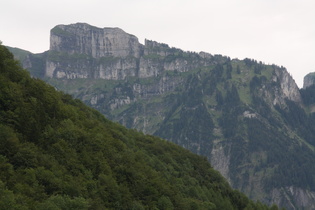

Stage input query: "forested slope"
[{"left": 0, "top": 44, "right": 278, "bottom": 209}]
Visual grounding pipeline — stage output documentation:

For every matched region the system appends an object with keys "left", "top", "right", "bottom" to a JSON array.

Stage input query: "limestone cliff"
[
  {"left": 273, "top": 68, "right": 301, "bottom": 104},
  {"left": 45, "top": 23, "right": 216, "bottom": 80},
  {"left": 50, "top": 23, "right": 141, "bottom": 58},
  {"left": 260, "top": 67, "right": 302, "bottom": 107}
]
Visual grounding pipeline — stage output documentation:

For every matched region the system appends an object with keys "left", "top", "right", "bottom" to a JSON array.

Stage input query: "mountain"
[
  {"left": 303, "top": 72, "right": 315, "bottom": 89},
  {"left": 8, "top": 23, "right": 315, "bottom": 209},
  {"left": 0, "top": 42, "right": 280, "bottom": 210}
]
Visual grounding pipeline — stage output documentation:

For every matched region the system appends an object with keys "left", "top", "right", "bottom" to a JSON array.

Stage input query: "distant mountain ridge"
[{"left": 8, "top": 23, "right": 315, "bottom": 209}]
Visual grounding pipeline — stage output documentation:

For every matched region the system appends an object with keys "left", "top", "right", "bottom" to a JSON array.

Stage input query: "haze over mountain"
[{"left": 8, "top": 23, "right": 315, "bottom": 209}]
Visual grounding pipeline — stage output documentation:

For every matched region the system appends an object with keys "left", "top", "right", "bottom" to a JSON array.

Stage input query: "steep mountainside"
[
  {"left": 0, "top": 43, "right": 279, "bottom": 209},
  {"left": 9, "top": 23, "right": 315, "bottom": 209}
]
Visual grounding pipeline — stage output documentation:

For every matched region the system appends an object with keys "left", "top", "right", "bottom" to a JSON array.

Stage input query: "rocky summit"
[
  {"left": 50, "top": 23, "right": 141, "bottom": 58},
  {"left": 29, "top": 23, "right": 215, "bottom": 80},
  {"left": 9, "top": 23, "right": 315, "bottom": 209}
]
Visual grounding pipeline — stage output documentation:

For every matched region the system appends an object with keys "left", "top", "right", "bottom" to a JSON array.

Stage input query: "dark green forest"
[{"left": 0, "top": 44, "right": 280, "bottom": 209}]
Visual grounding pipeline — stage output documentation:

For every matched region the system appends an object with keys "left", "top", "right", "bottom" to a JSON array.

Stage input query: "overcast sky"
[{"left": 1, "top": 0, "right": 314, "bottom": 87}]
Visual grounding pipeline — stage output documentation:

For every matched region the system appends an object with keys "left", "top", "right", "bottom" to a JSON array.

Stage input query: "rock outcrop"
[
  {"left": 303, "top": 72, "right": 315, "bottom": 89},
  {"left": 45, "top": 23, "right": 215, "bottom": 80},
  {"left": 50, "top": 23, "right": 142, "bottom": 58},
  {"left": 272, "top": 67, "right": 302, "bottom": 105},
  {"left": 271, "top": 186, "right": 315, "bottom": 210}
]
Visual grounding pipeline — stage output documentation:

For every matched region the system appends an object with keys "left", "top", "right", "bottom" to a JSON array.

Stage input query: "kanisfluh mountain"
[
  {"left": 8, "top": 23, "right": 315, "bottom": 209},
  {"left": 0, "top": 42, "right": 281, "bottom": 210}
]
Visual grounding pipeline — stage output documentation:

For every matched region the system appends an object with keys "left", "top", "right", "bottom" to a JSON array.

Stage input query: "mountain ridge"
[
  {"left": 0, "top": 43, "right": 279, "bottom": 209},
  {"left": 8, "top": 23, "right": 315, "bottom": 209}
]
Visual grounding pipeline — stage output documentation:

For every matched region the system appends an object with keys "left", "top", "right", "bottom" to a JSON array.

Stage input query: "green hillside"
[
  {"left": 40, "top": 55, "right": 315, "bottom": 209},
  {"left": 0, "top": 45, "right": 279, "bottom": 209}
]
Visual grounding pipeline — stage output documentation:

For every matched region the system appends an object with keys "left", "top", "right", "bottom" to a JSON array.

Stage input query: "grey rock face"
[
  {"left": 47, "top": 23, "right": 142, "bottom": 79},
  {"left": 138, "top": 57, "right": 162, "bottom": 78},
  {"left": 251, "top": 66, "right": 302, "bottom": 109},
  {"left": 98, "top": 57, "right": 138, "bottom": 80},
  {"left": 133, "top": 76, "right": 184, "bottom": 98},
  {"left": 50, "top": 23, "right": 142, "bottom": 58},
  {"left": 43, "top": 23, "right": 218, "bottom": 81},
  {"left": 210, "top": 143, "right": 231, "bottom": 184},
  {"left": 272, "top": 67, "right": 302, "bottom": 105},
  {"left": 303, "top": 72, "right": 315, "bottom": 89},
  {"left": 271, "top": 186, "right": 315, "bottom": 210}
]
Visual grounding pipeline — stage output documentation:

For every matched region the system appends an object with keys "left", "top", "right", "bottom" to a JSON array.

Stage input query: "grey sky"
[{"left": 1, "top": 0, "right": 314, "bottom": 87}]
